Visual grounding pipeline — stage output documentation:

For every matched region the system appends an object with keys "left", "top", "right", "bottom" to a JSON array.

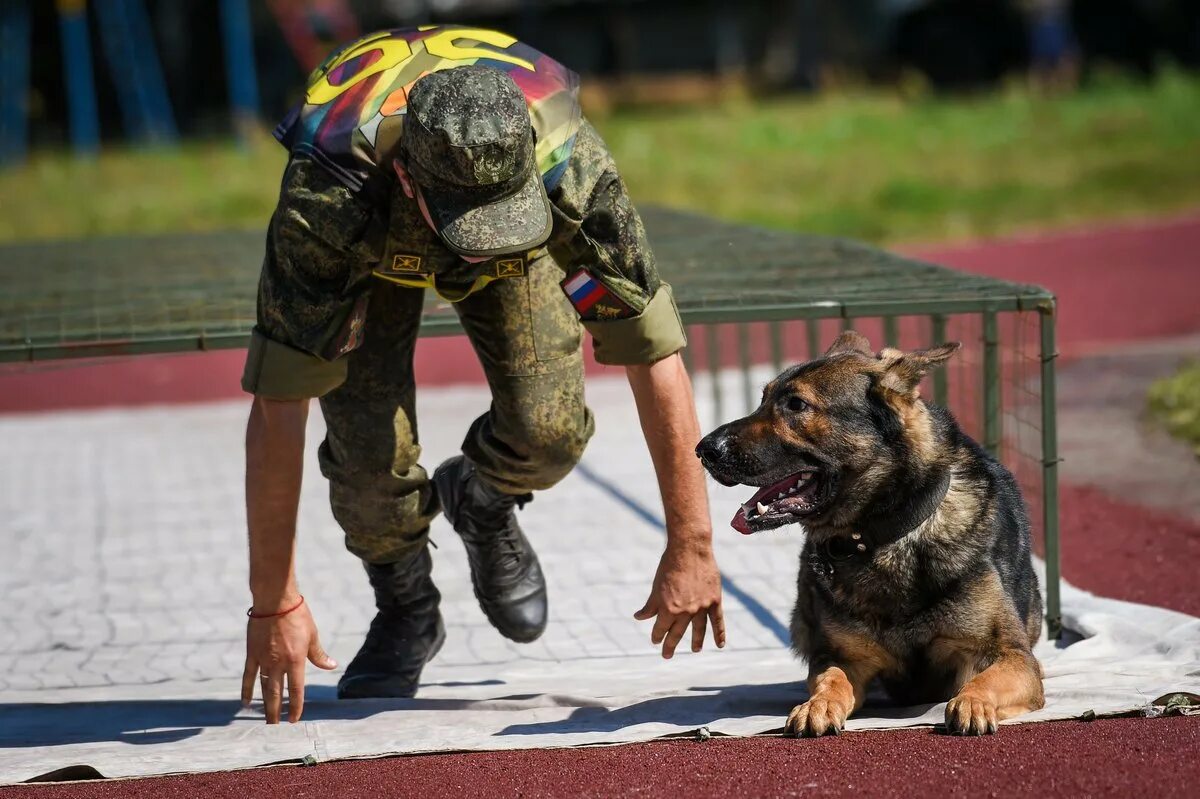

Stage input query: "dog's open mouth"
[{"left": 730, "top": 469, "right": 831, "bottom": 534}]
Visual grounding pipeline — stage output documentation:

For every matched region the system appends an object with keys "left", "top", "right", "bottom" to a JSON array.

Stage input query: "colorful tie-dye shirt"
[{"left": 274, "top": 26, "right": 582, "bottom": 205}]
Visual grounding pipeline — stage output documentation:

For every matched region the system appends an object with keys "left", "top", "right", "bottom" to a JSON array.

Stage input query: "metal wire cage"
[
  {"left": 680, "top": 308, "right": 1060, "bottom": 639},
  {"left": 0, "top": 207, "right": 1060, "bottom": 635}
]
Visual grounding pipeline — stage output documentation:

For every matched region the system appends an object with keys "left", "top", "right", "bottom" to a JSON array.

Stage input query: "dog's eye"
[{"left": 785, "top": 396, "right": 808, "bottom": 413}]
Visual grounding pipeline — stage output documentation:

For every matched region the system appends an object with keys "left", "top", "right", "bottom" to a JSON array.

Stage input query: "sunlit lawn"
[
  {"left": 2, "top": 69, "right": 1198, "bottom": 245},
  {"left": 1148, "top": 363, "right": 1200, "bottom": 457}
]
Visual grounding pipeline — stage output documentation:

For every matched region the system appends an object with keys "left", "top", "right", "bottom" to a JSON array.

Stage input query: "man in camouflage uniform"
[{"left": 240, "top": 27, "right": 724, "bottom": 724}]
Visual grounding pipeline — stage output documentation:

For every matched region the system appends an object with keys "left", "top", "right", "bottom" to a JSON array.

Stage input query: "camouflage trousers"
[{"left": 318, "top": 254, "right": 596, "bottom": 564}]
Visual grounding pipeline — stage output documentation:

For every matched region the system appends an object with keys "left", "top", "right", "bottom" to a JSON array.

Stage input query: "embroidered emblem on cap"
[{"left": 471, "top": 149, "right": 510, "bottom": 184}]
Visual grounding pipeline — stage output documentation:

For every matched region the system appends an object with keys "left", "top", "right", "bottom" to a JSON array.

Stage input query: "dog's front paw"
[
  {"left": 945, "top": 693, "right": 998, "bottom": 735},
  {"left": 785, "top": 696, "right": 847, "bottom": 737}
]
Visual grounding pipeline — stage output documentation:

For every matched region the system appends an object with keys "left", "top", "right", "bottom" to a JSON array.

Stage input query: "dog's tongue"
[{"left": 731, "top": 509, "right": 752, "bottom": 535}]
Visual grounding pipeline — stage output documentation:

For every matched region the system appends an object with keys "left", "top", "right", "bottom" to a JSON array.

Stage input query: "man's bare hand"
[
  {"left": 241, "top": 598, "right": 336, "bottom": 724},
  {"left": 634, "top": 542, "right": 726, "bottom": 658}
]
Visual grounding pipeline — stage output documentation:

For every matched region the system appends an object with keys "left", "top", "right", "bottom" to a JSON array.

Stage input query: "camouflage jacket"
[
  {"left": 243, "top": 120, "right": 686, "bottom": 399},
  {"left": 243, "top": 28, "right": 686, "bottom": 398}
]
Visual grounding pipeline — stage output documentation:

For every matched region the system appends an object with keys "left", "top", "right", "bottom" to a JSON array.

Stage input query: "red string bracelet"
[{"left": 247, "top": 595, "right": 305, "bottom": 619}]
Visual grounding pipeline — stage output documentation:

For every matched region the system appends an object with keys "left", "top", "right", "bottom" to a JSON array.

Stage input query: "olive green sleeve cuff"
[
  {"left": 241, "top": 328, "right": 348, "bottom": 400},
  {"left": 583, "top": 284, "right": 687, "bottom": 366}
]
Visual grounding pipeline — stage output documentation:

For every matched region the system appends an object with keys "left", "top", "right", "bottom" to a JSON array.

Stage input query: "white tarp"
[{"left": 2, "top": 375, "right": 1197, "bottom": 783}]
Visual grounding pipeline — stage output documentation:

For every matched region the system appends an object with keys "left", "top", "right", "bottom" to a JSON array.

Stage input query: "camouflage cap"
[{"left": 401, "top": 65, "right": 552, "bottom": 258}]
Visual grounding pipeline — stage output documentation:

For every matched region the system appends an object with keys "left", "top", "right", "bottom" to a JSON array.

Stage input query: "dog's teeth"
[
  {"left": 851, "top": 533, "right": 862, "bottom": 541},
  {"left": 777, "top": 493, "right": 786, "bottom": 500},
  {"left": 787, "top": 486, "right": 797, "bottom": 494},
  {"left": 756, "top": 501, "right": 769, "bottom": 516}
]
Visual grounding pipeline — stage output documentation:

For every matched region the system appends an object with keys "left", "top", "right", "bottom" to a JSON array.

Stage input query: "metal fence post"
[
  {"left": 931, "top": 313, "right": 949, "bottom": 406},
  {"left": 883, "top": 316, "right": 899, "bottom": 348},
  {"left": 805, "top": 318, "right": 820, "bottom": 359},
  {"left": 769, "top": 321, "right": 783, "bottom": 375},
  {"left": 1039, "top": 300, "right": 1062, "bottom": 639},
  {"left": 706, "top": 324, "right": 723, "bottom": 427},
  {"left": 738, "top": 323, "right": 754, "bottom": 414},
  {"left": 681, "top": 326, "right": 695, "bottom": 376},
  {"left": 982, "top": 309, "right": 1001, "bottom": 457}
]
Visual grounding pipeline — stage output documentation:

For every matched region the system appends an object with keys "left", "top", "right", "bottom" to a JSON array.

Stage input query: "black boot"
[
  {"left": 432, "top": 455, "right": 547, "bottom": 643},
  {"left": 337, "top": 546, "right": 445, "bottom": 699}
]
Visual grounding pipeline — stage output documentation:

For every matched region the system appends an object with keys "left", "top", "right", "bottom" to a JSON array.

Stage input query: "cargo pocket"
[{"left": 528, "top": 252, "right": 583, "bottom": 364}]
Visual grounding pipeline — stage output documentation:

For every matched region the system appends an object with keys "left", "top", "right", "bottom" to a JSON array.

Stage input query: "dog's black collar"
[
  {"left": 858, "top": 466, "right": 953, "bottom": 548},
  {"left": 813, "top": 467, "right": 953, "bottom": 576}
]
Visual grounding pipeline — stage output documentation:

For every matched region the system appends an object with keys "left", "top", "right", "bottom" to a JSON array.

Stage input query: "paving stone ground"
[
  {"left": 0, "top": 374, "right": 797, "bottom": 703},
  {"left": 4, "top": 339, "right": 1197, "bottom": 705}
]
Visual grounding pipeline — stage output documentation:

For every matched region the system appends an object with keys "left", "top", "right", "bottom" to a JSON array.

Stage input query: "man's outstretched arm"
[
  {"left": 542, "top": 122, "right": 722, "bottom": 654},
  {"left": 626, "top": 352, "right": 726, "bottom": 658},
  {"left": 238, "top": 158, "right": 379, "bottom": 723},
  {"left": 242, "top": 396, "right": 336, "bottom": 724}
]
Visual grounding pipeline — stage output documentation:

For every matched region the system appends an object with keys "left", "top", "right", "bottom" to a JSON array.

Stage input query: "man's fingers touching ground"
[
  {"left": 709, "top": 603, "right": 727, "bottom": 648},
  {"left": 691, "top": 613, "right": 708, "bottom": 653},
  {"left": 661, "top": 615, "right": 691, "bottom": 659},
  {"left": 650, "top": 611, "right": 673, "bottom": 645},
  {"left": 286, "top": 668, "right": 306, "bottom": 723},
  {"left": 241, "top": 659, "right": 258, "bottom": 707},
  {"left": 262, "top": 670, "right": 285, "bottom": 724}
]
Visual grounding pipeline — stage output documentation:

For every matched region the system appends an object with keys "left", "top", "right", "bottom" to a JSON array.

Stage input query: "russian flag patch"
[
  {"left": 560, "top": 269, "right": 633, "bottom": 320},
  {"left": 562, "top": 270, "right": 608, "bottom": 312}
]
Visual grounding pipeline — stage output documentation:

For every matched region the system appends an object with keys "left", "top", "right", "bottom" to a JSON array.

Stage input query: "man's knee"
[
  {"left": 328, "top": 478, "right": 436, "bottom": 563},
  {"left": 520, "top": 418, "right": 592, "bottom": 489},
  {"left": 469, "top": 405, "right": 595, "bottom": 493}
]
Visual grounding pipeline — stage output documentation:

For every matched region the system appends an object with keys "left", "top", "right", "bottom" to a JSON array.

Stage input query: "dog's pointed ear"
[
  {"left": 825, "top": 330, "right": 873, "bottom": 357},
  {"left": 879, "top": 342, "right": 961, "bottom": 397}
]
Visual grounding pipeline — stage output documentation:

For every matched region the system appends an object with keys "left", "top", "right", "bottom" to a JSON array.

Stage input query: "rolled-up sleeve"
[
  {"left": 586, "top": 282, "right": 686, "bottom": 365},
  {"left": 546, "top": 121, "right": 687, "bottom": 366},
  {"left": 241, "top": 159, "right": 383, "bottom": 399},
  {"left": 241, "top": 329, "right": 349, "bottom": 400}
]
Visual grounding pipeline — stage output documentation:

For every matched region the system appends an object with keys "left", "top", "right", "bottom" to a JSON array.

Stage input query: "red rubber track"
[
  {"left": 1059, "top": 485, "right": 1200, "bottom": 617},
  {"left": 6, "top": 715, "right": 1198, "bottom": 798},
  {"left": 908, "top": 214, "right": 1200, "bottom": 355}
]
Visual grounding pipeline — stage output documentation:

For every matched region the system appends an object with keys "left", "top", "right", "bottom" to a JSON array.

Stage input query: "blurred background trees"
[{"left": 4, "top": 0, "right": 1198, "bottom": 153}]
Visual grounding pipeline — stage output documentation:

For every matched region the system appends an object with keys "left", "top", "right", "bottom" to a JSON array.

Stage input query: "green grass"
[
  {"left": 0, "top": 131, "right": 289, "bottom": 243},
  {"left": 2, "top": 69, "right": 1199, "bottom": 245},
  {"left": 1148, "top": 362, "right": 1200, "bottom": 457}
]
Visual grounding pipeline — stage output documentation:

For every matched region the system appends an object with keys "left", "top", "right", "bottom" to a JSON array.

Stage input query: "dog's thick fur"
[{"left": 696, "top": 331, "right": 1044, "bottom": 736}]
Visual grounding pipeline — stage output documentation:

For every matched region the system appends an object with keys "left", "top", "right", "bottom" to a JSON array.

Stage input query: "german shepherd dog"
[{"left": 696, "top": 331, "right": 1044, "bottom": 736}]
